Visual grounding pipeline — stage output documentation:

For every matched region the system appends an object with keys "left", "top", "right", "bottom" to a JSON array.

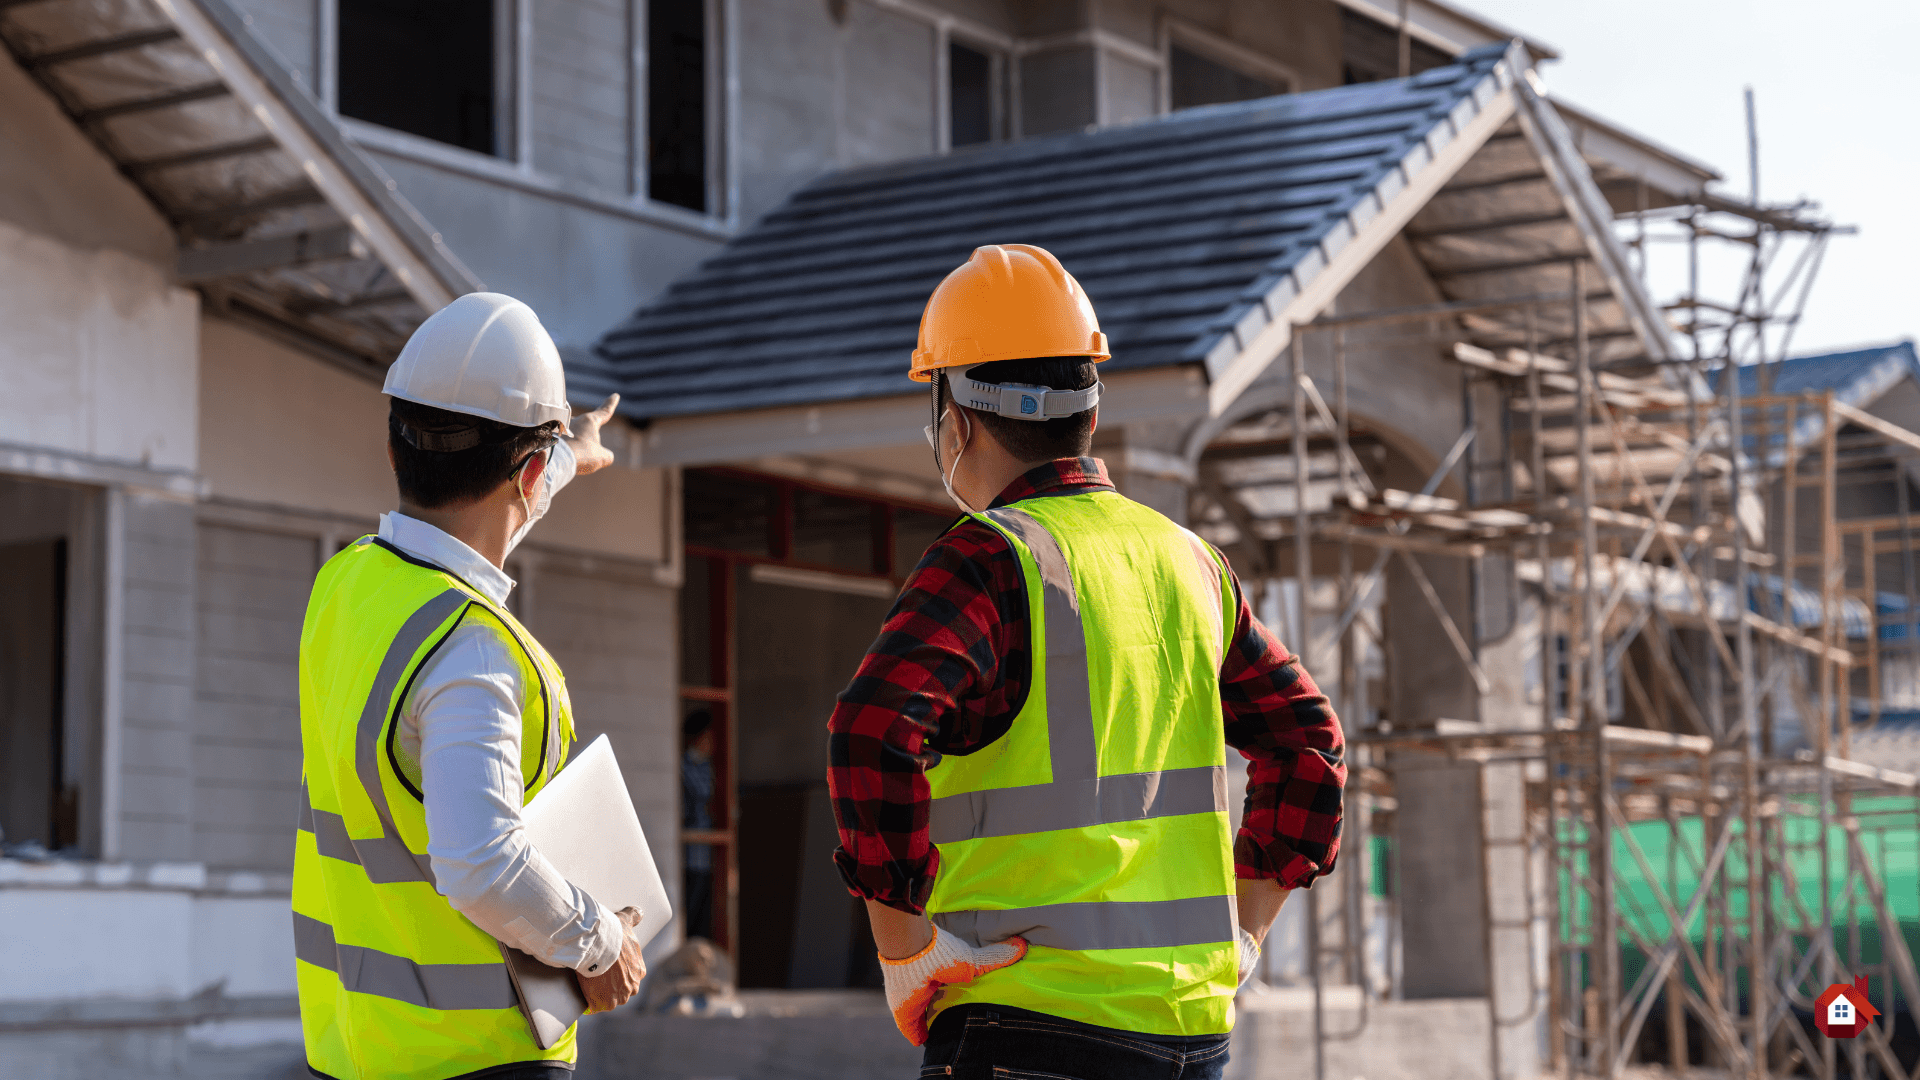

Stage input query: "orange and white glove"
[{"left": 879, "top": 927, "right": 1028, "bottom": 1045}]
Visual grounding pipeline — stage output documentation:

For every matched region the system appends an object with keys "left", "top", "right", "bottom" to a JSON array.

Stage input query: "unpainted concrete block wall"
[
  {"left": 119, "top": 494, "right": 199, "bottom": 862},
  {"left": 531, "top": 0, "right": 631, "bottom": 193},
  {"left": 192, "top": 523, "right": 316, "bottom": 871},
  {"left": 734, "top": 0, "right": 938, "bottom": 228},
  {"left": 525, "top": 560, "right": 680, "bottom": 948}
]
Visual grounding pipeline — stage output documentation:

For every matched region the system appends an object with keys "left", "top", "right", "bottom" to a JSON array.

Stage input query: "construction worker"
[
  {"left": 826, "top": 245, "right": 1346, "bottom": 1076},
  {"left": 294, "top": 293, "right": 646, "bottom": 1080}
]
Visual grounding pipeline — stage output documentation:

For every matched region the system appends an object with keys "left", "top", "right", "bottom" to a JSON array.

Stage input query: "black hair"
[
  {"left": 939, "top": 356, "right": 1098, "bottom": 464},
  {"left": 388, "top": 397, "right": 561, "bottom": 510},
  {"left": 682, "top": 709, "right": 714, "bottom": 740}
]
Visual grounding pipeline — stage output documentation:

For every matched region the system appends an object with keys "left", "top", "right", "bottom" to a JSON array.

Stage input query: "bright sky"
[{"left": 1468, "top": 0, "right": 1918, "bottom": 360}]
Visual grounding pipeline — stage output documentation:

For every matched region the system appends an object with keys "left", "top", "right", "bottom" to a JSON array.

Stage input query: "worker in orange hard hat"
[{"left": 825, "top": 244, "right": 1347, "bottom": 1077}]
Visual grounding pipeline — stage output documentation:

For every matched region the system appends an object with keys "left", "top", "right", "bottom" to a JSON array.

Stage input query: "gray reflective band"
[
  {"left": 934, "top": 895, "right": 1235, "bottom": 952},
  {"left": 980, "top": 507, "right": 1097, "bottom": 782},
  {"left": 353, "top": 589, "right": 469, "bottom": 887},
  {"left": 928, "top": 765, "right": 1227, "bottom": 845},
  {"left": 957, "top": 375, "right": 1102, "bottom": 422},
  {"left": 1182, "top": 529, "right": 1227, "bottom": 669},
  {"left": 299, "top": 784, "right": 436, "bottom": 885},
  {"left": 293, "top": 913, "right": 519, "bottom": 1011}
]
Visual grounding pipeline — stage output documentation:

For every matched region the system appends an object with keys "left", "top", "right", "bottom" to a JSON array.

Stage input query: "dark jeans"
[{"left": 920, "top": 1005, "right": 1230, "bottom": 1080}]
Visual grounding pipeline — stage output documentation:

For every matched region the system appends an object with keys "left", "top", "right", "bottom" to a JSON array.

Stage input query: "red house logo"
[{"left": 1815, "top": 976, "right": 1880, "bottom": 1039}]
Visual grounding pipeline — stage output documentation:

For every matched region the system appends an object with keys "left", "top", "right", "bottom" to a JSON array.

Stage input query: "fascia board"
[
  {"left": 1555, "top": 99, "right": 1721, "bottom": 195},
  {"left": 158, "top": 0, "right": 483, "bottom": 310},
  {"left": 639, "top": 366, "right": 1206, "bottom": 467},
  {"left": 1202, "top": 43, "right": 1524, "bottom": 418},
  {"left": 1510, "top": 68, "right": 1678, "bottom": 368}
]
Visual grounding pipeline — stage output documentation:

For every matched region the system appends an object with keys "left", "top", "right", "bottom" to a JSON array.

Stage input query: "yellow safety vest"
[
  {"left": 293, "top": 537, "right": 574, "bottom": 1080},
  {"left": 926, "top": 489, "right": 1242, "bottom": 1036}
]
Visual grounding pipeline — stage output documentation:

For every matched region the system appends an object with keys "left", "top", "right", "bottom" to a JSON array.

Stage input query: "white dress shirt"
[{"left": 377, "top": 441, "right": 626, "bottom": 977}]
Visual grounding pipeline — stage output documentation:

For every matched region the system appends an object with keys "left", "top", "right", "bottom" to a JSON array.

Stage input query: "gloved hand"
[
  {"left": 879, "top": 927, "right": 1028, "bottom": 1045},
  {"left": 1237, "top": 927, "right": 1261, "bottom": 989}
]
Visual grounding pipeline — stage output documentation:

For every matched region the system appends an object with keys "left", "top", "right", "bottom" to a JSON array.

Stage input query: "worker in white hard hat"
[{"left": 292, "top": 293, "right": 642, "bottom": 1080}]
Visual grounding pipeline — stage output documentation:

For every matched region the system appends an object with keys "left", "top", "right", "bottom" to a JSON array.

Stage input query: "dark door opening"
[
  {"left": 679, "top": 467, "right": 956, "bottom": 989},
  {"left": 0, "top": 538, "right": 69, "bottom": 853}
]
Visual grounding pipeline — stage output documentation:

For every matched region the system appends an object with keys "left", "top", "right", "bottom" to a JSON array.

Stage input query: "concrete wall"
[
  {"left": 521, "top": 554, "right": 681, "bottom": 962},
  {"left": 193, "top": 524, "right": 316, "bottom": 871},
  {"left": 531, "top": 0, "right": 632, "bottom": 193},
  {"left": 198, "top": 318, "right": 392, "bottom": 519}
]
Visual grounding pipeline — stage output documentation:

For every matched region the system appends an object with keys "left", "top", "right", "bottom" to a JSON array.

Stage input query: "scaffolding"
[{"left": 1196, "top": 164, "right": 1917, "bottom": 1078}]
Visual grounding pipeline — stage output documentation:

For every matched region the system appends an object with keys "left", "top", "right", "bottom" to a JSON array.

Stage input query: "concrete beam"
[{"left": 176, "top": 227, "right": 366, "bottom": 283}]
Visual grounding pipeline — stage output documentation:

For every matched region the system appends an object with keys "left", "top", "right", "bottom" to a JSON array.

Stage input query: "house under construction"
[{"left": 0, "top": 1, "right": 1911, "bottom": 1077}]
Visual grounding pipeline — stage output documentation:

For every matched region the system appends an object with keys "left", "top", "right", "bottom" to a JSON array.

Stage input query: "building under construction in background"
[
  {"left": 1186, "top": 85, "right": 1920, "bottom": 1080},
  {"left": 1, "top": 0, "right": 1913, "bottom": 1077}
]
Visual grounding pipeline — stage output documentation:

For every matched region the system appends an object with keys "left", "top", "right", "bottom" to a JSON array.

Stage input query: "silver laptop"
[{"left": 501, "top": 734, "right": 674, "bottom": 1048}]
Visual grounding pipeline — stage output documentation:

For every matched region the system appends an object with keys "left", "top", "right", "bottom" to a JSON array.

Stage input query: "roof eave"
[{"left": 1197, "top": 41, "right": 1529, "bottom": 417}]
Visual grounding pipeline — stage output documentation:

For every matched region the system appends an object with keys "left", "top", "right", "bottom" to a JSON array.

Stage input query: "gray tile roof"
[
  {"left": 1712, "top": 340, "right": 1920, "bottom": 402},
  {"left": 585, "top": 43, "right": 1517, "bottom": 422}
]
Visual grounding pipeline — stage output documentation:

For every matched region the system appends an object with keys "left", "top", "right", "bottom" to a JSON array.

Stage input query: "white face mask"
[
  {"left": 504, "top": 446, "right": 554, "bottom": 557},
  {"left": 924, "top": 405, "right": 975, "bottom": 514}
]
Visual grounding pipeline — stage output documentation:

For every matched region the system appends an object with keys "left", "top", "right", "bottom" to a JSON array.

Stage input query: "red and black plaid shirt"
[{"left": 827, "top": 457, "right": 1345, "bottom": 914}]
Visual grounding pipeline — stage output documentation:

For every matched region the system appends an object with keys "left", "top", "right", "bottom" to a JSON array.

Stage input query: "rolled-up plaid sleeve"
[
  {"left": 1218, "top": 561, "right": 1346, "bottom": 887},
  {"left": 826, "top": 523, "right": 1014, "bottom": 915}
]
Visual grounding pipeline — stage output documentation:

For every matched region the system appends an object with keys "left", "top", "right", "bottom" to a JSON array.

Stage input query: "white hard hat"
[{"left": 384, "top": 292, "right": 571, "bottom": 429}]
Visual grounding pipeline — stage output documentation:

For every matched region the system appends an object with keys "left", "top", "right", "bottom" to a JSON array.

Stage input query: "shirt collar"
[
  {"left": 988, "top": 457, "right": 1114, "bottom": 509},
  {"left": 378, "top": 511, "right": 516, "bottom": 607}
]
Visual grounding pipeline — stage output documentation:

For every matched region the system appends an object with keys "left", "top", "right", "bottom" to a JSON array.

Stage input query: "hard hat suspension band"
[
  {"left": 953, "top": 367, "right": 1102, "bottom": 422},
  {"left": 395, "top": 420, "right": 484, "bottom": 453}
]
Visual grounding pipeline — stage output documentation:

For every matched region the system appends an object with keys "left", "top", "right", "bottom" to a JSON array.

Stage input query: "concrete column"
[{"left": 116, "top": 490, "right": 197, "bottom": 862}]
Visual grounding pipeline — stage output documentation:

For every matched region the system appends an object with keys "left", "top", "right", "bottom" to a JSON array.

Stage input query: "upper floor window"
[
  {"left": 1170, "top": 43, "right": 1281, "bottom": 111},
  {"left": 948, "top": 40, "right": 998, "bottom": 148},
  {"left": 338, "top": 0, "right": 507, "bottom": 157},
  {"left": 649, "top": 0, "right": 709, "bottom": 213}
]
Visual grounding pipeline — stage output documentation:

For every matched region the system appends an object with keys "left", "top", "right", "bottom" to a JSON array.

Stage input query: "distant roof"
[
  {"left": 586, "top": 44, "right": 1521, "bottom": 423},
  {"left": 1711, "top": 340, "right": 1920, "bottom": 402}
]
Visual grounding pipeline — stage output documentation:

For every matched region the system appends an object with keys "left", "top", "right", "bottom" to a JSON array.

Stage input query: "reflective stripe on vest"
[
  {"left": 924, "top": 490, "right": 1241, "bottom": 1037},
  {"left": 293, "top": 913, "right": 518, "bottom": 1012}
]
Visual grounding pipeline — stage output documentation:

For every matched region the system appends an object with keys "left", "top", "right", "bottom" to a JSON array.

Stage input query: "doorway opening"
[
  {"left": 677, "top": 466, "right": 955, "bottom": 988},
  {"left": 0, "top": 476, "right": 97, "bottom": 857}
]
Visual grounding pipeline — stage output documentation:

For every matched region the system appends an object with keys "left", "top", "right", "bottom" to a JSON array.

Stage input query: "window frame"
[
  {"left": 315, "top": 0, "right": 737, "bottom": 233},
  {"left": 636, "top": 0, "right": 733, "bottom": 221},
  {"left": 937, "top": 30, "right": 1007, "bottom": 153},
  {"left": 1154, "top": 16, "right": 1298, "bottom": 116},
  {"left": 322, "top": 0, "right": 522, "bottom": 164}
]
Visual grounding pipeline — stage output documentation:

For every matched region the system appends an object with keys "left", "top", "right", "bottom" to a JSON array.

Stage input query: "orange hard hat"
[{"left": 909, "top": 244, "right": 1110, "bottom": 382}]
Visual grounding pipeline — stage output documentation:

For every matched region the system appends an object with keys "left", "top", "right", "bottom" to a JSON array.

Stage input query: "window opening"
[
  {"left": 948, "top": 41, "right": 994, "bottom": 148},
  {"left": 338, "top": 0, "right": 502, "bottom": 156},
  {"left": 649, "top": 0, "right": 709, "bottom": 212},
  {"left": 1170, "top": 43, "right": 1280, "bottom": 112},
  {"left": 1338, "top": 9, "right": 1452, "bottom": 85}
]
